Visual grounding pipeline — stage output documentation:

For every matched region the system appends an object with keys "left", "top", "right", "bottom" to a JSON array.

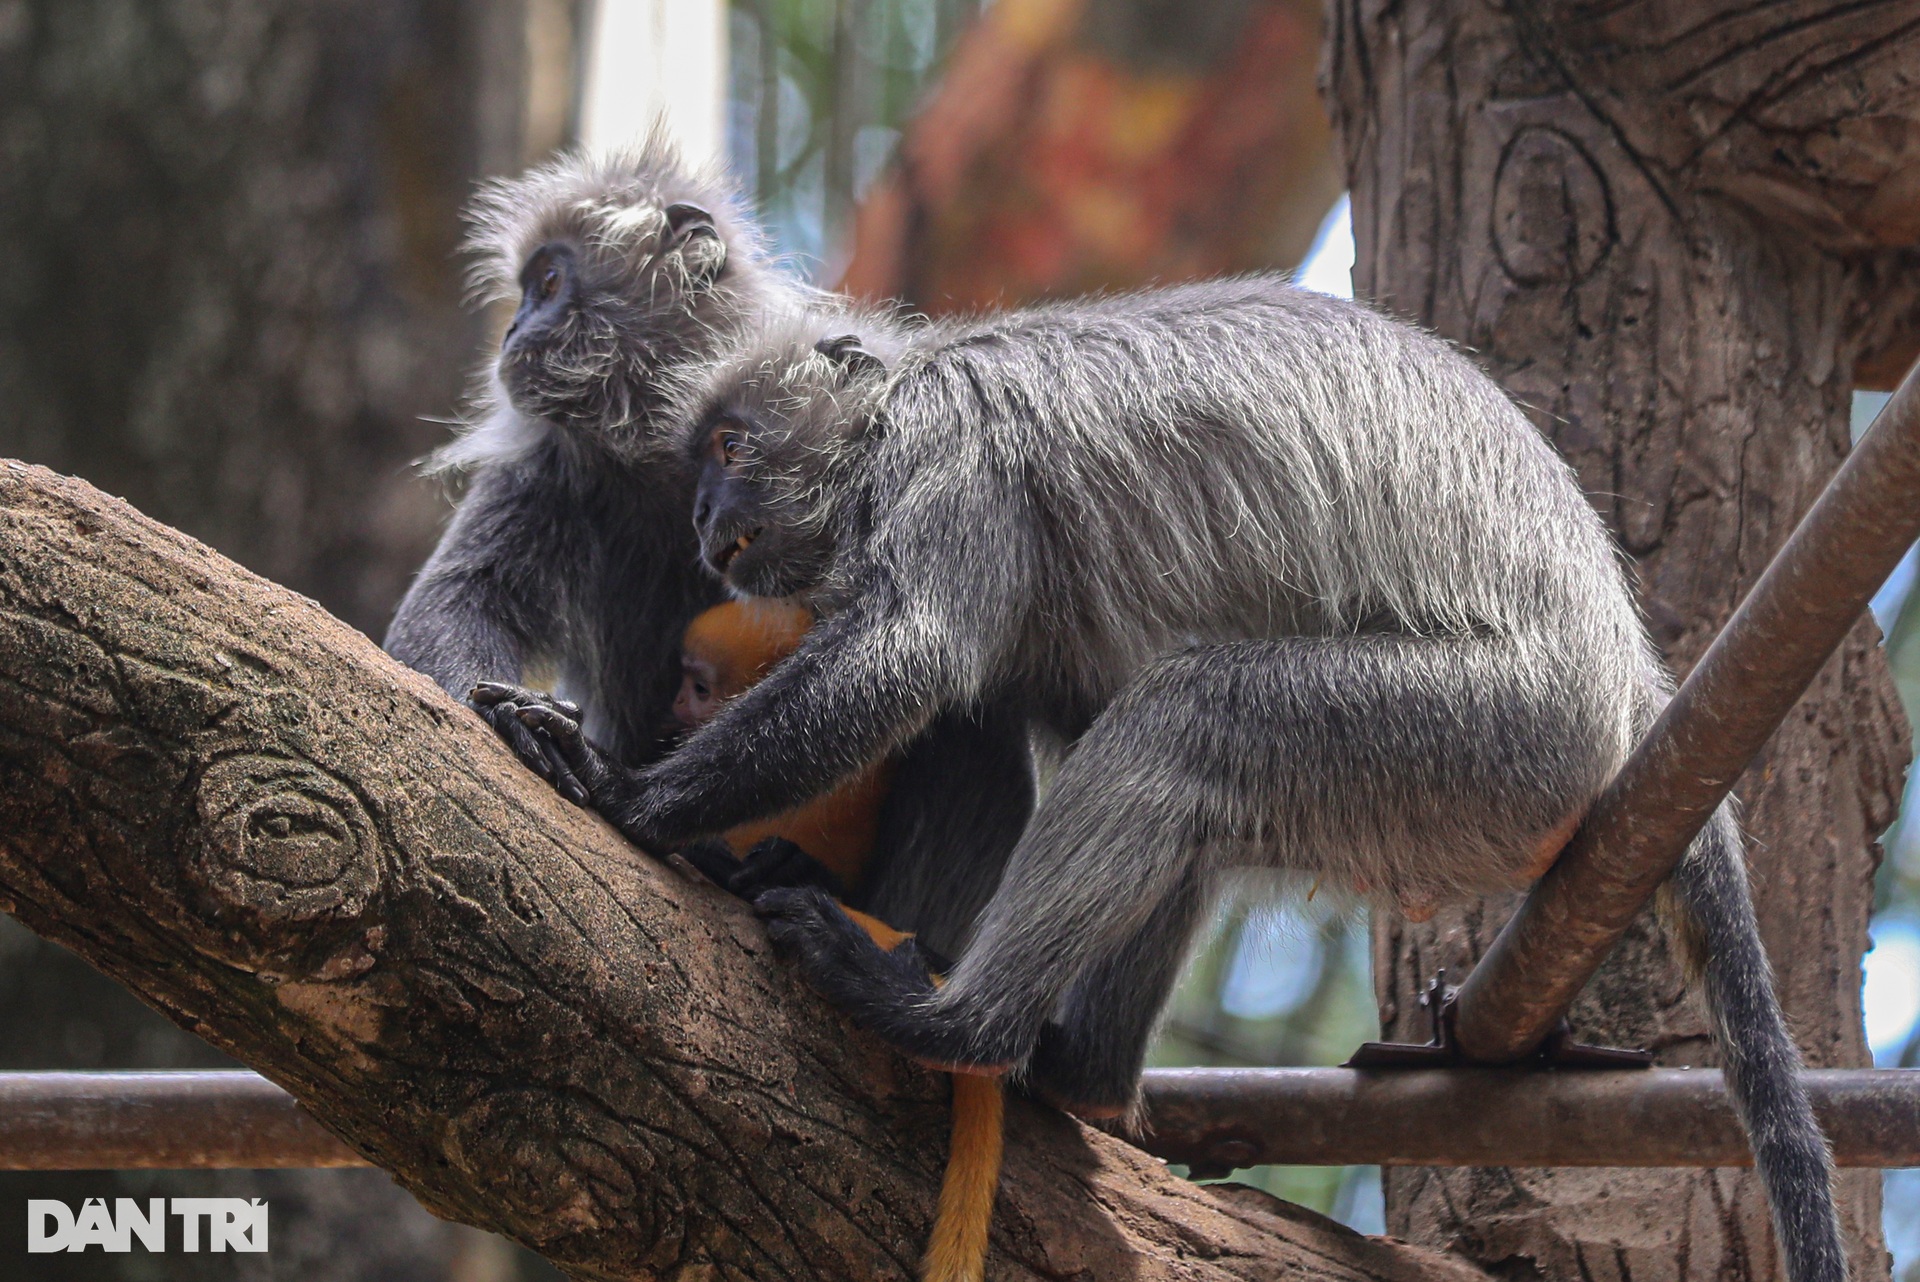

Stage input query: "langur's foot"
[
  {"left": 753, "top": 888, "right": 1025, "bottom": 1071},
  {"left": 680, "top": 837, "right": 847, "bottom": 901},
  {"left": 734, "top": 837, "right": 846, "bottom": 898}
]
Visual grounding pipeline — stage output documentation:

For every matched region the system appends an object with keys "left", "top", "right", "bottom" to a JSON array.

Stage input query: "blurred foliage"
[
  {"left": 1150, "top": 898, "right": 1385, "bottom": 1229},
  {"left": 726, "top": 0, "right": 981, "bottom": 273}
]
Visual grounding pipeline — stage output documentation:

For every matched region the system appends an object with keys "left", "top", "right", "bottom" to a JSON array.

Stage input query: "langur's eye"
[
  {"left": 713, "top": 428, "right": 743, "bottom": 464},
  {"left": 692, "top": 681, "right": 710, "bottom": 699},
  {"left": 538, "top": 265, "right": 562, "bottom": 300}
]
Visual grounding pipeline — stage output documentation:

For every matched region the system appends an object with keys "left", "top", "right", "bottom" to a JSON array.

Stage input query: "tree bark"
[
  {"left": 0, "top": 460, "right": 1494, "bottom": 1281},
  {"left": 0, "top": 3, "right": 573, "bottom": 1278},
  {"left": 1327, "top": 3, "right": 1920, "bottom": 1279}
]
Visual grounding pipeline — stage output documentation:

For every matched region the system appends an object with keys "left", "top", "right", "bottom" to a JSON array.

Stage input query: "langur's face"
[
  {"left": 672, "top": 654, "right": 725, "bottom": 729},
  {"left": 495, "top": 203, "right": 725, "bottom": 433},
  {"left": 691, "top": 415, "right": 836, "bottom": 600}
]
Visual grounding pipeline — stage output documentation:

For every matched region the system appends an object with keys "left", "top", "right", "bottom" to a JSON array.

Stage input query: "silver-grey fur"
[
  {"left": 513, "top": 276, "right": 1844, "bottom": 1282},
  {"left": 387, "top": 136, "right": 1033, "bottom": 958},
  {"left": 386, "top": 131, "right": 786, "bottom": 758}
]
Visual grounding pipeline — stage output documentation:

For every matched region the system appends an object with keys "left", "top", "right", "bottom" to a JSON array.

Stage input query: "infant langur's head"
[{"left": 672, "top": 600, "right": 814, "bottom": 733}]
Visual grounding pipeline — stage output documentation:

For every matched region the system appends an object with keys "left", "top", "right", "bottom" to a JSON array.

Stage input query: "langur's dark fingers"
[
  {"left": 733, "top": 837, "right": 845, "bottom": 898},
  {"left": 678, "top": 839, "right": 746, "bottom": 888},
  {"left": 468, "top": 681, "right": 524, "bottom": 706},
  {"left": 516, "top": 705, "right": 610, "bottom": 791},
  {"left": 752, "top": 887, "right": 848, "bottom": 952},
  {"left": 497, "top": 710, "right": 556, "bottom": 782},
  {"left": 515, "top": 703, "right": 581, "bottom": 741},
  {"left": 542, "top": 740, "right": 590, "bottom": 805},
  {"left": 474, "top": 701, "right": 553, "bottom": 782},
  {"left": 556, "top": 697, "right": 582, "bottom": 717},
  {"left": 473, "top": 699, "right": 526, "bottom": 751}
]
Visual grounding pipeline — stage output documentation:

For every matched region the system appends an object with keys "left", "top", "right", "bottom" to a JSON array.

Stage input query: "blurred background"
[{"left": 0, "top": 0, "right": 1911, "bottom": 1277}]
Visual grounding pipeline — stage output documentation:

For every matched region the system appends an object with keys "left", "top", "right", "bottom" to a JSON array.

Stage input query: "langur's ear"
[
  {"left": 815, "top": 333, "right": 887, "bottom": 381},
  {"left": 664, "top": 202, "right": 726, "bottom": 287}
]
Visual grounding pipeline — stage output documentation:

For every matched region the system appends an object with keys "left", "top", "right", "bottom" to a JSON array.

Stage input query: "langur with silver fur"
[{"left": 508, "top": 279, "right": 1848, "bottom": 1282}]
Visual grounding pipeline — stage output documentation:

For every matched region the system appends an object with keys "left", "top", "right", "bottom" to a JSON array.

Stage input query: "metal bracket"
[{"left": 1345, "top": 973, "right": 1653, "bottom": 1070}]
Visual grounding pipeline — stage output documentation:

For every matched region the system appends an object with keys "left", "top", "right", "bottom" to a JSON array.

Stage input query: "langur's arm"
[
  {"left": 386, "top": 458, "right": 567, "bottom": 696},
  {"left": 387, "top": 454, "right": 580, "bottom": 778},
  {"left": 519, "top": 596, "right": 977, "bottom": 847},
  {"left": 517, "top": 468, "right": 1029, "bottom": 847}
]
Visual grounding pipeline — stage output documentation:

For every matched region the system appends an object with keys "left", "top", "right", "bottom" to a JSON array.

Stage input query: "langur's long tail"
[
  {"left": 1663, "top": 803, "right": 1846, "bottom": 1282},
  {"left": 921, "top": 1073, "right": 1004, "bottom": 1282},
  {"left": 841, "top": 907, "right": 1004, "bottom": 1282}
]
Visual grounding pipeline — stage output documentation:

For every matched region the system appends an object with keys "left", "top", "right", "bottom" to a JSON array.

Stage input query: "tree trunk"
[
  {"left": 0, "top": 3, "right": 571, "bottom": 1277},
  {"left": 0, "top": 461, "right": 1501, "bottom": 1282},
  {"left": 1326, "top": 4, "right": 1920, "bottom": 1279}
]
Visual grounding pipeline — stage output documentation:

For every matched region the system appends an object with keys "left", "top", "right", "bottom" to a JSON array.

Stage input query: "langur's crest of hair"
[
  {"left": 680, "top": 305, "right": 914, "bottom": 545},
  {"left": 462, "top": 123, "right": 772, "bottom": 308}
]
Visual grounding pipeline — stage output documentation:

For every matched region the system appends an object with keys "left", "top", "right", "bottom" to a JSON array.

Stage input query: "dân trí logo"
[{"left": 27, "top": 1198, "right": 268, "bottom": 1253}]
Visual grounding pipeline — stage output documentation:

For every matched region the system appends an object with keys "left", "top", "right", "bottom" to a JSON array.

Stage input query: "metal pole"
[
  {"left": 0, "top": 1071, "right": 367, "bottom": 1170},
  {"left": 4, "top": 1068, "right": 1918, "bottom": 1171},
  {"left": 1139, "top": 1067, "right": 1920, "bottom": 1172},
  {"left": 1452, "top": 362, "right": 1920, "bottom": 1063}
]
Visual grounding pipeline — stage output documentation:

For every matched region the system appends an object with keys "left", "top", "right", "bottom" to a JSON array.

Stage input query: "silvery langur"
[
  {"left": 506, "top": 279, "right": 1847, "bottom": 1282},
  {"left": 389, "top": 138, "right": 1032, "bottom": 959}
]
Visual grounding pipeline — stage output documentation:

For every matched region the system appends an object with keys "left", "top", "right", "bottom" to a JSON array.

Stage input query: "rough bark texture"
[
  {"left": 839, "top": 0, "right": 1341, "bottom": 310},
  {"left": 1326, "top": 4, "right": 1920, "bottom": 1279},
  {"left": 0, "top": 4, "right": 574, "bottom": 1277},
  {"left": 0, "top": 461, "right": 1495, "bottom": 1282}
]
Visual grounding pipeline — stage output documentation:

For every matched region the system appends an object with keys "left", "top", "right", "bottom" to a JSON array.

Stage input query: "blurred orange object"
[{"left": 842, "top": 0, "right": 1340, "bottom": 311}]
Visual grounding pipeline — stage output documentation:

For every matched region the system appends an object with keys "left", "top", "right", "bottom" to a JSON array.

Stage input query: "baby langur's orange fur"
[{"left": 676, "top": 600, "right": 1002, "bottom": 1282}]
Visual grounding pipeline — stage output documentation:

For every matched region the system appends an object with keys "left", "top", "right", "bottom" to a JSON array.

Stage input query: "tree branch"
[{"left": 0, "top": 460, "right": 1485, "bottom": 1281}]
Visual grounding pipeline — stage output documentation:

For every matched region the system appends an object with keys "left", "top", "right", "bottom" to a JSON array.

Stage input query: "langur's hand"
[{"left": 469, "top": 682, "right": 601, "bottom": 806}]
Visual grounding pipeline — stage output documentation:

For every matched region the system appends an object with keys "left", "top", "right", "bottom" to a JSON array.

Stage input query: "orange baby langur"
[{"left": 674, "top": 599, "right": 1002, "bottom": 1282}]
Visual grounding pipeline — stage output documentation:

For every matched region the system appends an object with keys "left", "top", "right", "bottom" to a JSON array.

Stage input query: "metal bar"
[
  {"left": 0, "top": 1072, "right": 367, "bottom": 1170},
  {"left": 3, "top": 1068, "right": 1916, "bottom": 1171},
  {"left": 1139, "top": 1067, "right": 1920, "bottom": 1171},
  {"left": 1452, "top": 361, "right": 1920, "bottom": 1063}
]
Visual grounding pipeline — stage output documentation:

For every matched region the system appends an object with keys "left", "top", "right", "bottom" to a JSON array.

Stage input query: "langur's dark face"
[
  {"left": 501, "top": 243, "right": 577, "bottom": 358},
  {"left": 494, "top": 203, "right": 725, "bottom": 433},
  {"left": 497, "top": 240, "right": 594, "bottom": 420},
  {"left": 691, "top": 417, "right": 835, "bottom": 599}
]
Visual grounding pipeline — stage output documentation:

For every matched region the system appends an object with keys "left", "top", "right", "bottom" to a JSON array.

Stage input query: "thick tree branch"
[{"left": 0, "top": 459, "right": 1486, "bottom": 1281}]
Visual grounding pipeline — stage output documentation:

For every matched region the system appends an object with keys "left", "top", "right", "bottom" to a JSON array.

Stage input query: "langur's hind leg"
[{"left": 1024, "top": 867, "right": 1210, "bottom": 1123}]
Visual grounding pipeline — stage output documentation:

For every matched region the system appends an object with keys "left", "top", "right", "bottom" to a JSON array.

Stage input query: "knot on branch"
[
  {"left": 1493, "top": 127, "right": 1614, "bottom": 287},
  {"left": 187, "top": 753, "right": 381, "bottom": 941}
]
